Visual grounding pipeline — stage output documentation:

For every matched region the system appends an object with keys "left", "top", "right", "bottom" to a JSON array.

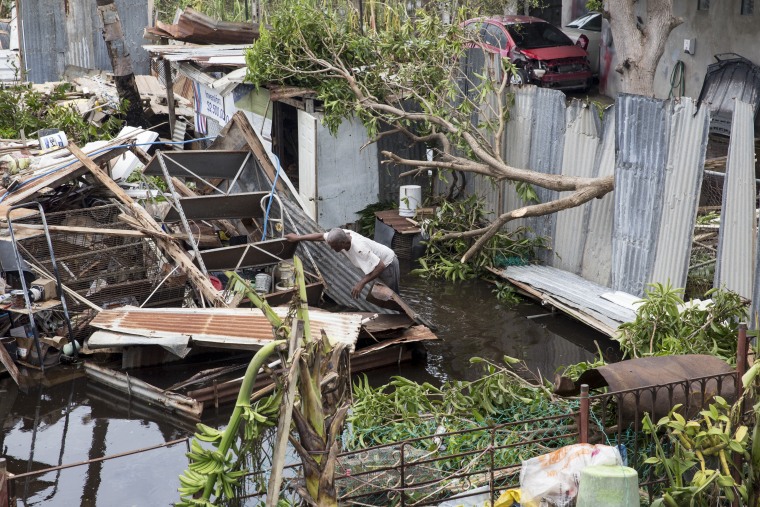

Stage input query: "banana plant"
[
  {"left": 643, "top": 397, "right": 751, "bottom": 506},
  {"left": 223, "top": 257, "right": 352, "bottom": 506},
  {"left": 177, "top": 339, "right": 285, "bottom": 506},
  {"left": 287, "top": 256, "right": 352, "bottom": 506}
]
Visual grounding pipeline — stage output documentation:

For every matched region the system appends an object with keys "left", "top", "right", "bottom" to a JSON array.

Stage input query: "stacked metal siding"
[
  {"left": 580, "top": 107, "right": 615, "bottom": 286},
  {"left": 22, "top": 0, "right": 150, "bottom": 83},
  {"left": 525, "top": 88, "right": 567, "bottom": 264},
  {"left": 649, "top": 98, "right": 710, "bottom": 290},
  {"left": 612, "top": 95, "right": 670, "bottom": 296},
  {"left": 554, "top": 100, "right": 602, "bottom": 274},
  {"left": 716, "top": 101, "right": 756, "bottom": 299},
  {"left": 500, "top": 264, "right": 637, "bottom": 333}
]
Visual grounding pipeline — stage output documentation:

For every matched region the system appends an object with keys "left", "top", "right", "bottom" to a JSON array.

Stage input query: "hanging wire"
[
  {"left": 668, "top": 60, "right": 685, "bottom": 99},
  {"left": 260, "top": 154, "right": 282, "bottom": 241}
]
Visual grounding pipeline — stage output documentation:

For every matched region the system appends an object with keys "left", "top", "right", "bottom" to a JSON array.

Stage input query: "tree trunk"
[
  {"left": 96, "top": 0, "right": 146, "bottom": 127},
  {"left": 605, "top": 0, "right": 682, "bottom": 96}
]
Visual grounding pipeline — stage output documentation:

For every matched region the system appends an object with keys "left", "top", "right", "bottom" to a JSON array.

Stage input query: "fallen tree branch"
[{"left": 439, "top": 177, "right": 615, "bottom": 263}]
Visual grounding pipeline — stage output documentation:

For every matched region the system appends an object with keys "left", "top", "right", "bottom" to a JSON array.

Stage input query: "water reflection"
[
  {"left": 398, "top": 273, "right": 610, "bottom": 383},
  {"left": 0, "top": 274, "right": 615, "bottom": 505}
]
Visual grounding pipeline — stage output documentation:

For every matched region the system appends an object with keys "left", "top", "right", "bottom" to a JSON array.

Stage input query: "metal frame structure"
[{"left": 6, "top": 202, "right": 77, "bottom": 370}]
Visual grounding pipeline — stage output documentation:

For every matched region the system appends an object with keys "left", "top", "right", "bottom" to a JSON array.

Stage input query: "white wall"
[
  {"left": 655, "top": 0, "right": 760, "bottom": 100},
  {"left": 600, "top": 0, "right": 760, "bottom": 102},
  {"left": 314, "top": 114, "right": 379, "bottom": 229}
]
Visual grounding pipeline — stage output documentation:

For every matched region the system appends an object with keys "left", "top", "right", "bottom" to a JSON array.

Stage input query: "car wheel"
[{"left": 509, "top": 68, "right": 528, "bottom": 87}]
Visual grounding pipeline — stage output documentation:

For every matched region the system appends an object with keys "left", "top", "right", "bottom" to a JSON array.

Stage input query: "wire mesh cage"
[{"left": 12, "top": 203, "right": 189, "bottom": 340}]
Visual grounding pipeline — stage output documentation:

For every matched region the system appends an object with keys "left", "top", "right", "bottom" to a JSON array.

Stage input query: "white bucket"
[
  {"left": 399, "top": 185, "right": 421, "bottom": 217},
  {"left": 39, "top": 131, "right": 69, "bottom": 150},
  {"left": 254, "top": 273, "right": 271, "bottom": 294}
]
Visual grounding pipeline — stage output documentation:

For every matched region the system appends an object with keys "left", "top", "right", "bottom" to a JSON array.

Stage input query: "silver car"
[{"left": 561, "top": 12, "right": 602, "bottom": 76}]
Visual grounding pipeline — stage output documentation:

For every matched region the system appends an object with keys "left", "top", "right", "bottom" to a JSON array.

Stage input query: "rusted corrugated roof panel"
[
  {"left": 564, "top": 355, "right": 736, "bottom": 423},
  {"left": 146, "top": 8, "right": 259, "bottom": 45},
  {"left": 89, "top": 306, "right": 362, "bottom": 350},
  {"left": 554, "top": 100, "right": 601, "bottom": 273},
  {"left": 494, "top": 264, "right": 636, "bottom": 336},
  {"left": 649, "top": 98, "right": 709, "bottom": 290},
  {"left": 525, "top": 87, "right": 567, "bottom": 263},
  {"left": 612, "top": 95, "right": 670, "bottom": 296},
  {"left": 580, "top": 107, "right": 615, "bottom": 286},
  {"left": 716, "top": 101, "right": 756, "bottom": 299}
]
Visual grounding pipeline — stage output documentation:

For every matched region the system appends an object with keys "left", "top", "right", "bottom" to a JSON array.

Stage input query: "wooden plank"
[
  {"left": 266, "top": 320, "right": 302, "bottom": 506},
  {"left": 13, "top": 223, "right": 150, "bottom": 238},
  {"left": 0, "top": 339, "right": 20, "bottom": 386},
  {"left": 67, "top": 143, "right": 227, "bottom": 307}
]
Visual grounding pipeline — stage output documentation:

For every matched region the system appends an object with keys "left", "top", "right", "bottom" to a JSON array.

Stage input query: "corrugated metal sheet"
[
  {"left": 525, "top": 87, "right": 567, "bottom": 263},
  {"left": 495, "top": 264, "right": 636, "bottom": 336},
  {"left": 22, "top": 0, "right": 150, "bottom": 83},
  {"left": 376, "top": 106, "right": 429, "bottom": 203},
  {"left": 280, "top": 197, "right": 393, "bottom": 314},
  {"left": 580, "top": 106, "right": 615, "bottom": 286},
  {"left": 503, "top": 86, "right": 537, "bottom": 229},
  {"left": 89, "top": 306, "right": 362, "bottom": 349},
  {"left": 568, "top": 355, "right": 736, "bottom": 423},
  {"left": 696, "top": 54, "right": 760, "bottom": 136},
  {"left": 649, "top": 98, "right": 709, "bottom": 289},
  {"left": 553, "top": 100, "right": 601, "bottom": 273},
  {"left": 715, "top": 100, "right": 756, "bottom": 299},
  {"left": 612, "top": 95, "right": 670, "bottom": 296}
]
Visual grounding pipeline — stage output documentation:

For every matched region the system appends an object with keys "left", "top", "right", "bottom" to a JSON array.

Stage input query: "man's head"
[{"left": 326, "top": 228, "right": 351, "bottom": 252}]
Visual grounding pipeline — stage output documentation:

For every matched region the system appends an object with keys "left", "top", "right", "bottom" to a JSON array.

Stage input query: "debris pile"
[{"left": 0, "top": 109, "right": 436, "bottom": 418}]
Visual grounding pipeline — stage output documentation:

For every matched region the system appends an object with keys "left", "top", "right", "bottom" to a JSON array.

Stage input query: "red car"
[{"left": 464, "top": 15, "right": 593, "bottom": 91}]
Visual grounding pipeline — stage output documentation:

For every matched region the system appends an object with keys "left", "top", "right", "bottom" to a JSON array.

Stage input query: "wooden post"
[
  {"left": 96, "top": 0, "right": 145, "bottom": 127},
  {"left": 67, "top": 143, "right": 227, "bottom": 307},
  {"left": 162, "top": 57, "right": 176, "bottom": 137},
  {"left": 737, "top": 323, "right": 748, "bottom": 378},
  {"left": 579, "top": 384, "right": 589, "bottom": 444},
  {"left": 265, "top": 320, "right": 303, "bottom": 506},
  {"left": 0, "top": 457, "right": 9, "bottom": 507}
]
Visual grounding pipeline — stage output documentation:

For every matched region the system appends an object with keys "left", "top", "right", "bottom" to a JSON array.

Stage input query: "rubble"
[{"left": 0, "top": 106, "right": 436, "bottom": 416}]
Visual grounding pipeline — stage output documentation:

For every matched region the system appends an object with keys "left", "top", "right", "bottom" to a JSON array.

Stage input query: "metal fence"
[{"left": 1, "top": 328, "right": 751, "bottom": 506}]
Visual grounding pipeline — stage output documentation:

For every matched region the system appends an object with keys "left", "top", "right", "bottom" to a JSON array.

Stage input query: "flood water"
[{"left": 0, "top": 270, "right": 614, "bottom": 506}]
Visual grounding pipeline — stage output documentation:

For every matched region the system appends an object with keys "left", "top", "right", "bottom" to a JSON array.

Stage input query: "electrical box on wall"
[{"left": 684, "top": 38, "right": 696, "bottom": 55}]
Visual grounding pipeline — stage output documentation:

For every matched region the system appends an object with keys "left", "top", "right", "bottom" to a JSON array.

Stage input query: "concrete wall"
[
  {"left": 656, "top": 0, "right": 759, "bottom": 99},
  {"left": 596, "top": 0, "right": 759, "bottom": 102}
]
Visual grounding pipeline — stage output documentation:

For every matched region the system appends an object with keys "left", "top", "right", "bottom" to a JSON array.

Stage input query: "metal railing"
[{"left": 2, "top": 327, "right": 751, "bottom": 506}]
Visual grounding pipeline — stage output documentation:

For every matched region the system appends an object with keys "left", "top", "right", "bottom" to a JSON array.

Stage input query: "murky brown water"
[{"left": 0, "top": 272, "right": 615, "bottom": 506}]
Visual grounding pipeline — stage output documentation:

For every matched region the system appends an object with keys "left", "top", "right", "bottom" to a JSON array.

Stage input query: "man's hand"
[
  {"left": 285, "top": 233, "right": 299, "bottom": 242},
  {"left": 351, "top": 281, "right": 366, "bottom": 298}
]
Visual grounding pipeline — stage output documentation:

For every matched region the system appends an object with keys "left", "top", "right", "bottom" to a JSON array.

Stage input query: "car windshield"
[
  {"left": 506, "top": 22, "right": 574, "bottom": 49},
  {"left": 566, "top": 13, "right": 601, "bottom": 31}
]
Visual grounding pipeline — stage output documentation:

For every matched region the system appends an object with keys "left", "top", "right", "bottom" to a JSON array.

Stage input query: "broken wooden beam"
[
  {"left": 67, "top": 142, "right": 227, "bottom": 307},
  {"left": 0, "top": 339, "right": 20, "bottom": 386}
]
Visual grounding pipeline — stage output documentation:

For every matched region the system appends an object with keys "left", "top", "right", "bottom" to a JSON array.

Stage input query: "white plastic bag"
[{"left": 519, "top": 444, "right": 622, "bottom": 507}]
